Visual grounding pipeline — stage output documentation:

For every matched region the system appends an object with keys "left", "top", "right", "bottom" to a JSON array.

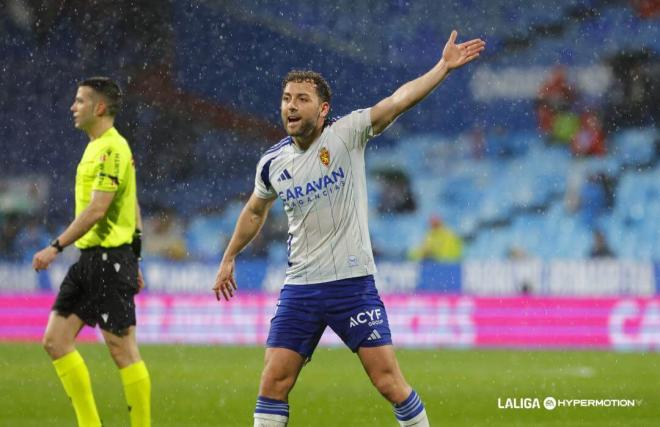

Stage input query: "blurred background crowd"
[{"left": 1, "top": 0, "right": 659, "bottom": 264}]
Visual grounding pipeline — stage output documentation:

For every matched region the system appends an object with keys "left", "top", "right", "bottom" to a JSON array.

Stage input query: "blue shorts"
[{"left": 266, "top": 275, "right": 392, "bottom": 360}]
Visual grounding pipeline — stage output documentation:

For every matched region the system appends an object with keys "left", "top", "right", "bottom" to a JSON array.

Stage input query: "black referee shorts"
[{"left": 52, "top": 245, "right": 139, "bottom": 336}]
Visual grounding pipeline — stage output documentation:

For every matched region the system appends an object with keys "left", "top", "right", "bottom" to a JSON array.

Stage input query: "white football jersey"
[{"left": 254, "top": 108, "right": 376, "bottom": 284}]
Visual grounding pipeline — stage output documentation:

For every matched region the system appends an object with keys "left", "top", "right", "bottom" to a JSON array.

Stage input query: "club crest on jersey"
[{"left": 319, "top": 147, "right": 330, "bottom": 167}]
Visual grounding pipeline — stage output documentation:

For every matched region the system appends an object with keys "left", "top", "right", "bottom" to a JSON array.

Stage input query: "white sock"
[
  {"left": 254, "top": 413, "right": 288, "bottom": 427},
  {"left": 398, "top": 408, "right": 429, "bottom": 426}
]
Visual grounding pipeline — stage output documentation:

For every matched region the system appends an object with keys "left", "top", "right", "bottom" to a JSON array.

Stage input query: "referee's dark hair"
[
  {"left": 283, "top": 70, "right": 332, "bottom": 105},
  {"left": 79, "top": 77, "right": 122, "bottom": 117}
]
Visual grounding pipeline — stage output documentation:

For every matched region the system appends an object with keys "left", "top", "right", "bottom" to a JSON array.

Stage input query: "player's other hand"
[
  {"left": 213, "top": 258, "right": 237, "bottom": 302},
  {"left": 32, "top": 246, "right": 59, "bottom": 271},
  {"left": 442, "top": 30, "right": 486, "bottom": 70},
  {"left": 137, "top": 269, "right": 145, "bottom": 293}
]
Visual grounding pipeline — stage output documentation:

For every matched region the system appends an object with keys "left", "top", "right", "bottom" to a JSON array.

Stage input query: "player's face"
[
  {"left": 281, "top": 82, "right": 327, "bottom": 138},
  {"left": 70, "top": 86, "right": 98, "bottom": 131}
]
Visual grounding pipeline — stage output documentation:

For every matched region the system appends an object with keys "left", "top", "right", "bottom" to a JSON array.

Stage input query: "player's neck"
[
  {"left": 85, "top": 119, "right": 114, "bottom": 141},
  {"left": 292, "top": 126, "right": 323, "bottom": 151}
]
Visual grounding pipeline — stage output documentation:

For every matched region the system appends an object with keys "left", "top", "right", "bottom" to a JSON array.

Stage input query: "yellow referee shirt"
[{"left": 74, "top": 127, "right": 137, "bottom": 249}]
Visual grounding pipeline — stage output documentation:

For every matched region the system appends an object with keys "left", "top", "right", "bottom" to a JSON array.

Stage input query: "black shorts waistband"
[{"left": 79, "top": 244, "right": 131, "bottom": 252}]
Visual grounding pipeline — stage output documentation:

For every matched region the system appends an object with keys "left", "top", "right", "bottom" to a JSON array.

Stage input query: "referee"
[{"left": 33, "top": 77, "right": 151, "bottom": 427}]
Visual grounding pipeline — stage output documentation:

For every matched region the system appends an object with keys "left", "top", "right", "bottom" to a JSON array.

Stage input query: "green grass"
[{"left": 0, "top": 343, "right": 658, "bottom": 426}]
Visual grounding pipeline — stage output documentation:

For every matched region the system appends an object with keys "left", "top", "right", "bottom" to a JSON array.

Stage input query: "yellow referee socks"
[
  {"left": 120, "top": 360, "right": 151, "bottom": 427},
  {"left": 52, "top": 350, "right": 102, "bottom": 427}
]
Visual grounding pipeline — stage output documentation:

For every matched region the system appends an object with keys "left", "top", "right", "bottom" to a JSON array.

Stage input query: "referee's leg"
[
  {"left": 43, "top": 311, "right": 102, "bottom": 427},
  {"left": 43, "top": 311, "right": 84, "bottom": 359},
  {"left": 102, "top": 327, "right": 151, "bottom": 427}
]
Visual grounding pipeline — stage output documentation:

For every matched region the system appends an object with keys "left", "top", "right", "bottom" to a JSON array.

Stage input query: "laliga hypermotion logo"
[{"left": 319, "top": 147, "right": 330, "bottom": 167}]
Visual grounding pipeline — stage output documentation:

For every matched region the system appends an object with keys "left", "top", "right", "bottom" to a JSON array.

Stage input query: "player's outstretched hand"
[
  {"left": 213, "top": 258, "right": 238, "bottom": 302},
  {"left": 32, "top": 246, "right": 58, "bottom": 271},
  {"left": 442, "top": 30, "right": 486, "bottom": 70}
]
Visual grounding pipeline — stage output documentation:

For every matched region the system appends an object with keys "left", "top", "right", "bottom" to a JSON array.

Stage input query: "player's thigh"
[
  {"left": 101, "top": 325, "right": 141, "bottom": 368},
  {"left": 325, "top": 278, "right": 392, "bottom": 352},
  {"left": 266, "top": 285, "right": 326, "bottom": 361}
]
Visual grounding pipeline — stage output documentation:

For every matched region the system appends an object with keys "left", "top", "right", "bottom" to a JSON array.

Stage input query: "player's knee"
[
  {"left": 372, "top": 375, "right": 396, "bottom": 399},
  {"left": 371, "top": 371, "right": 409, "bottom": 403}
]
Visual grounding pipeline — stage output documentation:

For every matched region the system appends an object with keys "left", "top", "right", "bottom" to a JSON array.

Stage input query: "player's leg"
[
  {"left": 258, "top": 347, "right": 305, "bottom": 400},
  {"left": 327, "top": 275, "right": 429, "bottom": 426},
  {"left": 43, "top": 311, "right": 103, "bottom": 427},
  {"left": 358, "top": 345, "right": 410, "bottom": 402},
  {"left": 101, "top": 326, "right": 150, "bottom": 427},
  {"left": 254, "top": 347, "right": 305, "bottom": 427},
  {"left": 255, "top": 284, "right": 326, "bottom": 427},
  {"left": 358, "top": 345, "right": 429, "bottom": 426}
]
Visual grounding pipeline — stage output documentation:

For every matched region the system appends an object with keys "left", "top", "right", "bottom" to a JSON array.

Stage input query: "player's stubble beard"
[{"left": 282, "top": 106, "right": 323, "bottom": 140}]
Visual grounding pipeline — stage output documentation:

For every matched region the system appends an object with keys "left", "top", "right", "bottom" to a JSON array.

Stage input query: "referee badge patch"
[{"left": 319, "top": 147, "right": 330, "bottom": 167}]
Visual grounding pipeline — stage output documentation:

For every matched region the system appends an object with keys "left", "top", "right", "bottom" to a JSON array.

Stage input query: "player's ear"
[{"left": 320, "top": 102, "right": 330, "bottom": 119}]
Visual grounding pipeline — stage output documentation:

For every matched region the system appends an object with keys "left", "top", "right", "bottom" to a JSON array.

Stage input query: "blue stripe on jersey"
[
  {"left": 265, "top": 136, "right": 292, "bottom": 155},
  {"left": 261, "top": 157, "right": 275, "bottom": 190},
  {"left": 260, "top": 138, "right": 291, "bottom": 190},
  {"left": 323, "top": 116, "right": 342, "bottom": 129}
]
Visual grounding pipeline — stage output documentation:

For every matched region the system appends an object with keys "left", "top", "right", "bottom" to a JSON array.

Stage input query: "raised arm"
[
  {"left": 370, "top": 30, "right": 485, "bottom": 135},
  {"left": 213, "top": 193, "right": 276, "bottom": 301}
]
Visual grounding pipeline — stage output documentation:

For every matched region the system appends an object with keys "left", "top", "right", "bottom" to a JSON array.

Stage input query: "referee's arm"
[
  {"left": 135, "top": 197, "right": 143, "bottom": 231},
  {"left": 134, "top": 197, "right": 146, "bottom": 290},
  {"left": 32, "top": 190, "right": 114, "bottom": 270}
]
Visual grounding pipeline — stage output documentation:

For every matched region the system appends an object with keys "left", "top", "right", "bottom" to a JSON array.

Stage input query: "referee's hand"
[
  {"left": 213, "top": 259, "right": 237, "bottom": 302},
  {"left": 137, "top": 269, "right": 145, "bottom": 293},
  {"left": 32, "top": 246, "right": 59, "bottom": 271}
]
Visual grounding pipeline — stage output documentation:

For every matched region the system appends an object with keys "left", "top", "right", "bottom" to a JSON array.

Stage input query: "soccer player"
[
  {"left": 214, "top": 31, "right": 485, "bottom": 427},
  {"left": 32, "top": 77, "right": 151, "bottom": 427}
]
